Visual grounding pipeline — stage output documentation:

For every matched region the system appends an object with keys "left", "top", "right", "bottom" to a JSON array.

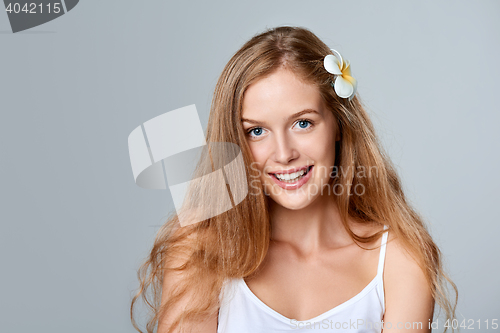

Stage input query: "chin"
[{"left": 268, "top": 192, "right": 317, "bottom": 211}]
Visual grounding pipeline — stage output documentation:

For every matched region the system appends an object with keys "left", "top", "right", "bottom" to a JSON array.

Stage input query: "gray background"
[{"left": 1, "top": 0, "right": 498, "bottom": 332}]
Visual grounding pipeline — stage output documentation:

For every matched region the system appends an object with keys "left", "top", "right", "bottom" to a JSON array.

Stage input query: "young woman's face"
[{"left": 241, "top": 67, "right": 340, "bottom": 210}]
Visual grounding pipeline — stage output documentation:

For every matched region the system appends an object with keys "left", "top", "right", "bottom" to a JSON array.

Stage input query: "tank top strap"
[{"left": 376, "top": 224, "right": 389, "bottom": 277}]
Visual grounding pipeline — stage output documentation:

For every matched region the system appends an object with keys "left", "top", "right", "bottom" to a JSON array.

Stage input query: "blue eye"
[
  {"left": 248, "top": 127, "right": 265, "bottom": 137},
  {"left": 295, "top": 119, "right": 312, "bottom": 129}
]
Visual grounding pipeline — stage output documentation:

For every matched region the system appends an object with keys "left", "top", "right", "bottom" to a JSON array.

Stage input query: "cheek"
[
  {"left": 248, "top": 143, "right": 266, "bottom": 164},
  {"left": 297, "top": 131, "right": 336, "bottom": 162},
  {"left": 247, "top": 143, "right": 268, "bottom": 175}
]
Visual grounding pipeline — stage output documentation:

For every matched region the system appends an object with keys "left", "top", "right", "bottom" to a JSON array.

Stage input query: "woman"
[{"left": 130, "top": 26, "right": 457, "bottom": 333}]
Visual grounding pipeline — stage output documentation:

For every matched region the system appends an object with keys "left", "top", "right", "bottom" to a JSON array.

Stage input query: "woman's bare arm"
[{"left": 383, "top": 236, "right": 435, "bottom": 332}]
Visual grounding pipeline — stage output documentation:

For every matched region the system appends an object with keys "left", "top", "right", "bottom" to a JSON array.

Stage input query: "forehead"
[{"left": 241, "top": 68, "right": 324, "bottom": 118}]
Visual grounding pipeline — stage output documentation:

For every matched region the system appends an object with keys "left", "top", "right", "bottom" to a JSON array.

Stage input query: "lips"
[
  {"left": 268, "top": 165, "right": 314, "bottom": 190},
  {"left": 268, "top": 165, "right": 312, "bottom": 175}
]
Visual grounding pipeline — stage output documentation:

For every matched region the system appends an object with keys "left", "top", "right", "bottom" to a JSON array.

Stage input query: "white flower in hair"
[{"left": 323, "top": 49, "right": 357, "bottom": 100}]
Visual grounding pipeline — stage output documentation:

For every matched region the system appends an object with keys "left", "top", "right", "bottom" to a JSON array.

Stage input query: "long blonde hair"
[{"left": 130, "top": 25, "right": 458, "bottom": 333}]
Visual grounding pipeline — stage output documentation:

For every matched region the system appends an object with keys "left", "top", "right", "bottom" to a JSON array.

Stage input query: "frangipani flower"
[{"left": 323, "top": 49, "right": 357, "bottom": 100}]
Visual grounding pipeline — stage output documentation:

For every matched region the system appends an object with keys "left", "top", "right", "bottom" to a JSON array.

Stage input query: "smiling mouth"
[{"left": 269, "top": 165, "right": 313, "bottom": 183}]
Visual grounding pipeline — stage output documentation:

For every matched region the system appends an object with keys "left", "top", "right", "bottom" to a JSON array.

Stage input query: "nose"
[{"left": 272, "top": 131, "right": 299, "bottom": 165}]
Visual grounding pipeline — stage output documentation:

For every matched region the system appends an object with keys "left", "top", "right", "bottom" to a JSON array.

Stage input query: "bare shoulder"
[
  {"left": 158, "top": 226, "right": 218, "bottom": 333},
  {"left": 383, "top": 233, "right": 434, "bottom": 332}
]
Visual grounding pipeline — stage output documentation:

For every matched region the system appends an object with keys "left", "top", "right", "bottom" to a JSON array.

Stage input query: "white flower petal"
[
  {"left": 349, "top": 78, "right": 357, "bottom": 101},
  {"left": 348, "top": 84, "right": 357, "bottom": 101},
  {"left": 344, "top": 75, "right": 357, "bottom": 91},
  {"left": 324, "top": 54, "right": 342, "bottom": 75},
  {"left": 330, "top": 49, "right": 344, "bottom": 69},
  {"left": 342, "top": 60, "right": 352, "bottom": 76},
  {"left": 334, "top": 76, "right": 354, "bottom": 98}
]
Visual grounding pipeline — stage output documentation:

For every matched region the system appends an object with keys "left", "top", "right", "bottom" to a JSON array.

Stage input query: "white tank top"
[{"left": 217, "top": 225, "right": 389, "bottom": 333}]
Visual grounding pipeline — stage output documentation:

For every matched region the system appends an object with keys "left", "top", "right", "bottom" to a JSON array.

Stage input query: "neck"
[{"left": 268, "top": 191, "right": 353, "bottom": 256}]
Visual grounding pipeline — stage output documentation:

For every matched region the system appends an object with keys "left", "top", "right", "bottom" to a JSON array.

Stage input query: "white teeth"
[{"left": 275, "top": 168, "right": 306, "bottom": 181}]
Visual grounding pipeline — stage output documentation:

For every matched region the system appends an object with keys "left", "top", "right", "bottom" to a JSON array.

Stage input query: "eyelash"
[{"left": 246, "top": 119, "right": 315, "bottom": 138}]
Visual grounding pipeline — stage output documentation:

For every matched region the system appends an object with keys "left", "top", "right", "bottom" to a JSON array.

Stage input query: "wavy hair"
[{"left": 130, "top": 25, "right": 458, "bottom": 333}]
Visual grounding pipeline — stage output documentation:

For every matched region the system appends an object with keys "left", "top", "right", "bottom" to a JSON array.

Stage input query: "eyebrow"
[{"left": 241, "top": 109, "right": 321, "bottom": 126}]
